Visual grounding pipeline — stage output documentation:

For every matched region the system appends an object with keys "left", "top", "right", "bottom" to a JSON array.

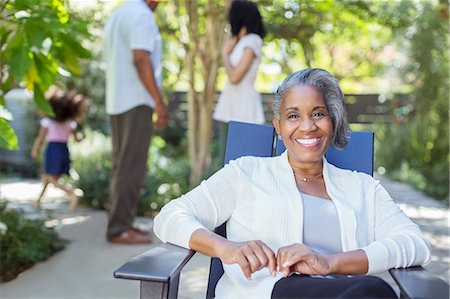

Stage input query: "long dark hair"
[
  {"left": 46, "top": 87, "right": 87, "bottom": 122},
  {"left": 228, "top": 0, "right": 266, "bottom": 38}
]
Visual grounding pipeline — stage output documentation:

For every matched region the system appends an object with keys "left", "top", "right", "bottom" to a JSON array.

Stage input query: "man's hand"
[{"left": 155, "top": 102, "right": 168, "bottom": 128}]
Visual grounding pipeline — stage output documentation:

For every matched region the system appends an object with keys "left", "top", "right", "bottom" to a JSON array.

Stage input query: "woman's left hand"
[{"left": 276, "top": 243, "right": 333, "bottom": 277}]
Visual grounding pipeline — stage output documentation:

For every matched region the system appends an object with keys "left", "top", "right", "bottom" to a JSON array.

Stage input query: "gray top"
[{"left": 301, "top": 192, "right": 342, "bottom": 255}]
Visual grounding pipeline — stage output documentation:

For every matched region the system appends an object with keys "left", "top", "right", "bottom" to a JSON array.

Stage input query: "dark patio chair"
[{"left": 114, "top": 121, "right": 449, "bottom": 299}]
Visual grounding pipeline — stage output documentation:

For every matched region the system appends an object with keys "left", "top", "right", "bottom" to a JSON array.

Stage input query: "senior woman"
[{"left": 154, "top": 68, "right": 431, "bottom": 298}]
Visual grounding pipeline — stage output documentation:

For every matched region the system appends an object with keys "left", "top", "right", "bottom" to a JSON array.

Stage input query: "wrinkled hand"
[
  {"left": 222, "top": 36, "right": 238, "bottom": 57},
  {"left": 277, "top": 243, "right": 333, "bottom": 277},
  {"left": 219, "top": 240, "right": 276, "bottom": 280},
  {"left": 155, "top": 102, "right": 169, "bottom": 129}
]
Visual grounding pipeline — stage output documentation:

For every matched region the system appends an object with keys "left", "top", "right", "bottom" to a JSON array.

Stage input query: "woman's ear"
[{"left": 272, "top": 118, "right": 281, "bottom": 137}]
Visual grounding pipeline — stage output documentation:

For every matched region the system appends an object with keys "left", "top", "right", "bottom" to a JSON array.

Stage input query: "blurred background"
[{"left": 0, "top": 0, "right": 448, "bottom": 289}]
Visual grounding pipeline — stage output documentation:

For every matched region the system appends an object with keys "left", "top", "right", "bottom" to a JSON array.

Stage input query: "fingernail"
[
  {"left": 247, "top": 276, "right": 252, "bottom": 281},
  {"left": 282, "top": 262, "right": 289, "bottom": 268}
]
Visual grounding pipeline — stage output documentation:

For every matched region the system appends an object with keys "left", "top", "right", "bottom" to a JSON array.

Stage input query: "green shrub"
[
  {"left": 375, "top": 0, "right": 449, "bottom": 201},
  {"left": 70, "top": 129, "right": 112, "bottom": 209},
  {"left": 70, "top": 130, "right": 190, "bottom": 213},
  {"left": 0, "top": 203, "right": 66, "bottom": 282},
  {"left": 139, "top": 136, "right": 190, "bottom": 215},
  {"left": 375, "top": 122, "right": 449, "bottom": 200}
]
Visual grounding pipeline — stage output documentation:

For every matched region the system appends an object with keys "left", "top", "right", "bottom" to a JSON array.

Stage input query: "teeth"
[{"left": 296, "top": 138, "right": 320, "bottom": 145}]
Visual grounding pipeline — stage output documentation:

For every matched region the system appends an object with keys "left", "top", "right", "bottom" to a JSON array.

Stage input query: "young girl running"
[{"left": 31, "top": 87, "right": 88, "bottom": 211}]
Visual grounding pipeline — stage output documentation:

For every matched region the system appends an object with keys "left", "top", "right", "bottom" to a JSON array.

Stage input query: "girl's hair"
[
  {"left": 45, "top": 87, "right": 87, "bottom": 122},
  {"left": 228, "top": 0, "right": 266, "bottom": 38},
  {"left": 273, "top": 68, "right": 350, "bottom": 149}
]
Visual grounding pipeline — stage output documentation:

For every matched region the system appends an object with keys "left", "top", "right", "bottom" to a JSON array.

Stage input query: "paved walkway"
[{"left": 0, "top": 175, "right": 448, "bottom": 299}]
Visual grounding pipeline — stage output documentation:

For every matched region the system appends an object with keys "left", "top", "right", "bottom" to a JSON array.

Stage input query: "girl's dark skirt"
[
  {"left": 45, "top": 142, "right": 71, "bottom": 176},
  {"left": 271, "top": 274, "right": 397, "bottom": 299}
]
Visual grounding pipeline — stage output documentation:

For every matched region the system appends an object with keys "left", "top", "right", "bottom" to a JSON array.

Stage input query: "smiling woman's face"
[{"left": 272, "top": 84, "right": 333, "bottom": 166}]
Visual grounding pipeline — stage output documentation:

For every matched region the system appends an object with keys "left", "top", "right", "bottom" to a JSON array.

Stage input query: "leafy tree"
[
  {"left": 0, "top": 0, "right": 91, "bottom": 149},
  {"left": 376, "top": 0, "right": 449, "bottom": 199},
  {"left": 257, "top": 0, "right": 396, "bottom": 92},
  {"left": 61, "top": 3, "right": 108, "bottom": 133},
  {"left": 157, "top": 0, "right": 230, "bottom": 186}
]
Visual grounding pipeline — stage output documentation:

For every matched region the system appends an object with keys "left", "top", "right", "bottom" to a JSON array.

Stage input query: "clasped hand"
[{"left": 219, "top": 241, "right": 333, "bottom": 280}]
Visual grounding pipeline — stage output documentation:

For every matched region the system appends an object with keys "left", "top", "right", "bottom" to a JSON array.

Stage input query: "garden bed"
[{"left": 0, "top": 203, "right": 67, "bottom": 282}]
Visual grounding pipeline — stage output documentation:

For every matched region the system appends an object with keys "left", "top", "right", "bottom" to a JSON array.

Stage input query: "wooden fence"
[{"left": 1, "top": 90, "right": 411, "bottom": 173}]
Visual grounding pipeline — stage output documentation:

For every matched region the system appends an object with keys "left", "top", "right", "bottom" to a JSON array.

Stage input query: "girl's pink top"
[{"left": 40, "top": 117, "right": 77, "bottom": 143}]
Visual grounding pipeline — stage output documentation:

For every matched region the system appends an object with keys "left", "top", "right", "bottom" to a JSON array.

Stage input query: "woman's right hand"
[
  {"left": 218, "top": 239, "right": 277, "bottom": 280},
  {"left": 222, "top": 35, "right": 238, "bottom": 57}
]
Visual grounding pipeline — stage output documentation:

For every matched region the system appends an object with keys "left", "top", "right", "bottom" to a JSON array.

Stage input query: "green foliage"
[
  {"left": 69, "top": 129, "right": 112, "bottom": 209},
  {"left": 254, "top": 0, "right": 395, "bottom": 92},
  {"left": 139, "top": 136, "right": 190, "bottom": 214},
  {"left": 0, "top": 0, "right": 91, "bottom": 150},
  {"left": 62, "top": 4, "right": 108, "bottom": 133},
  {"left": 0, "top": 111, "right": 18, "bottom": 149},
  {"left": 376, "top": 1, "right": 449, "bottom": 200},
  {"left": 0, "top": 202, "right": 66, "bottom": 282},
  {"left": 70, "top": 129, "right": 190, "bottom": 213}
]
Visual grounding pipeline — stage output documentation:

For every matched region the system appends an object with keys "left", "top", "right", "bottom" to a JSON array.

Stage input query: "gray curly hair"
[{"left": 273, "top": 68, "right": 350, "bottom": 149}]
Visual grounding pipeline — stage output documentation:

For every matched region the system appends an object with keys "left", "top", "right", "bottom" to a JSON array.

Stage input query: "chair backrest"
[{"left": 206, "top": 121, "right": 374, "bottom": 299}]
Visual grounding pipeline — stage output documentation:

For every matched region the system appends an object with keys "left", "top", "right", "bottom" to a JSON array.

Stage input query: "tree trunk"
[{"left": 180, "top": 0, "right": 229, "bottom": 186}]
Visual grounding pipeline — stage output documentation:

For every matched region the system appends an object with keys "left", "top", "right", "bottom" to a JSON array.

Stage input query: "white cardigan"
[{"left": 154, "top": 151, "right": 431, "bottom": 298}]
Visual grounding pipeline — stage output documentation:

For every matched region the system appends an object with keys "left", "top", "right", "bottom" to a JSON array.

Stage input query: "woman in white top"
[
  {"left": 213, "top": 0, "right": 266, "bottom": 125},
  {"left": 154, "top": 69, "right": 430, "bottom": 298},
  {"left": 213, "top": 0, "right": 266, "bottom": 161}
]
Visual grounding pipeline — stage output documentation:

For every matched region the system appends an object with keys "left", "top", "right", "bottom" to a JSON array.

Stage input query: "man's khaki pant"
[{"left": 107, "top": 105, "right": 153, "bottom": 239}]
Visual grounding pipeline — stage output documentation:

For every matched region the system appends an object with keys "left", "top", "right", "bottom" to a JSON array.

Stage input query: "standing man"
[{"left": 104, "top": 0, "right": 168, "bottom": 244}]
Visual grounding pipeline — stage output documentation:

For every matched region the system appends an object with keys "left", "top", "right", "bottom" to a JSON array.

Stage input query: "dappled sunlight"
[
  {"left": 398, "top": 203, "right": 450, "bottom": 221},
  {"left": 0, "top": 178, "right": 66, "bottom": 202},
  {"left": 1, "top": 178, "right": 93, "bottom": 234},
  {"left": 45, "top": 215, "right": 90, "bottom": 228}
]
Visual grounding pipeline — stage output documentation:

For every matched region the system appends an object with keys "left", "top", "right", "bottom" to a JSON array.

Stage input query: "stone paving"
[
  {"left": 374, "top": 174, "right": 450, "bottom": 283},
  {"left": 0, "top": 175, "right": 448, "bottom": 299}
]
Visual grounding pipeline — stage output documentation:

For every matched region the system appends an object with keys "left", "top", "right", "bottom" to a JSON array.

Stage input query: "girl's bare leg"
[
  {"left": 35, "top": 175, "right": 50, "bottom": 208},
  {"left": 47, "top": 175, "right": 79, "bottom": 211}
]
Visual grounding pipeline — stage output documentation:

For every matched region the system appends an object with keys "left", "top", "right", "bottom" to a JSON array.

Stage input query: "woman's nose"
[{"left": 299, "top": 117, "right": 317, "bottom": 131}]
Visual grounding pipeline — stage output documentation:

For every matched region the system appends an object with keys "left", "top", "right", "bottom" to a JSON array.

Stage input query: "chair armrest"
[
  {"left": 114, "top": 243, "right": 195, "bottom": 283},
  {"left": 389, "top": 266, "right": 449, "bottom": 299}
]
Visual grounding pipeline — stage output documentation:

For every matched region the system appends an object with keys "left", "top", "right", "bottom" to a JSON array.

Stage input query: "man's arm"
[{"left": 133, "top": 49, "right": 168, "bottom": 128}]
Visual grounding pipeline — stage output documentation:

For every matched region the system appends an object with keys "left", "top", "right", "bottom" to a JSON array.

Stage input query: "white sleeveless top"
[
  {"left": 213, "top": 33, "right": 265, "bottom": 124},
  {"left": 301, "top": 192, "right": 342, "bottom": 255}
]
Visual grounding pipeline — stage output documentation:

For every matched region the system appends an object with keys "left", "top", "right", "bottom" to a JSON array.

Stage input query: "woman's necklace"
[{"left": 293, "top": 172, "right": 323, "bottom": 183}]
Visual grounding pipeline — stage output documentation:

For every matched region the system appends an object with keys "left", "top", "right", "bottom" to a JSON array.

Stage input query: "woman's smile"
[{"left": 295, "top": 136, "right": 322, "bottom": 147}]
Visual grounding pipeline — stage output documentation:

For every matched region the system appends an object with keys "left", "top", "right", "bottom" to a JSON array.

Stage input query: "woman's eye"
[
  {"left": 287, "top": 114, "right": 299, "bottom": 119},
  {"left": 312, "top": 112, "right": 326, "bottom": 118}
]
